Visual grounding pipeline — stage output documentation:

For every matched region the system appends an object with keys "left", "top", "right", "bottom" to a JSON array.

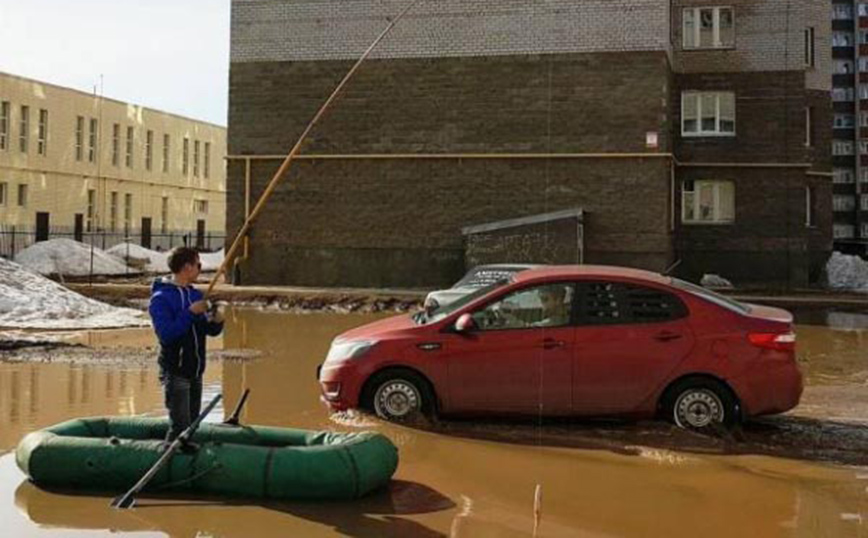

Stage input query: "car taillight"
[{"left": 748, "top": 332, "right": 796, "bottom": 351}]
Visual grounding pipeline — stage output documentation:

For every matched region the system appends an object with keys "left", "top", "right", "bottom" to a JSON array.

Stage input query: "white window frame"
[
  {"left": 834, "top": 4, "right": 854, "bottom": 20},
  {"left": 834, "top": 140, "right": 855, "bottom": 155},
  {"left": 682, "top": 180, "right": 735, "bottom": 225},
  {"left": 835, "top": 224, "right": 855, "bottom": 239},
  {"left": 834, "top": 195, "right": 856, "bottom": 212},
  {"left": 681, "top": 92, "right": 736, "bottom": 137},
  {"left": 19, "top": 105, "right": 29, "bottom": 153},
  {"left": 75, "top": 116, "right": 84, "bottom": 161},
  {"left": 88, "top": 118, "right": 98, "bottom": 163},
  {"left": 683, "top": 7, "right": 735, "bottom": 50},
  {"left": 0, "top": 101, "right": 8, "bottom": 151},
  {"left": 833, "top": 32, "right": 854, "bottom": 47},
  {"left": 835, "top": 168, "right": 856, "bottom": 184},
  {"left": 835, "top": 114, "right": 856, "bottom": 128},
  {"left": 37, "top": 109, "right": 48, "bottom": 156}
]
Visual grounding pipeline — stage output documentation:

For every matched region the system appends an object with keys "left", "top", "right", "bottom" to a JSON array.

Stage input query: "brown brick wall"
[{"left": 674, "top": 167, "right": 832, "bottom": 286}]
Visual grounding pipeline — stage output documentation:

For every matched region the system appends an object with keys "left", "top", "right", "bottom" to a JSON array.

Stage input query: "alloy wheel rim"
[
  {"left": 675, "top": 389, "right": 724, "bottom": 428},
  {"left": 375, "top": 381, "right": 420, "bottom": 418}
]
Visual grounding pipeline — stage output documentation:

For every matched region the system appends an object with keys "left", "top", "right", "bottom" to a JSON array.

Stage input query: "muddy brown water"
[{"left": 1, "top": 308, "right": 868, "bottom": 537}]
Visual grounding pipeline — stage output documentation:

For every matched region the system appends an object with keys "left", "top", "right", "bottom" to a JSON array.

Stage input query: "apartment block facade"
[
  {"left": 830, "top": 0, "right": 868, "bottom": 254},
  {"left": 0, "top": 72, "right": 227, "bottom": 254},
  {"left": 228, "top": 0, "right": 831, "bottom": 288}
]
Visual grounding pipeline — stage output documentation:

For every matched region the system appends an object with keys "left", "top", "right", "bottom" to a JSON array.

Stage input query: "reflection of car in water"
[
  {"left": 318, "top": 265, "right": 802, "bottom": 432},
  {"left": 423, "top": 264, "right": 540, "bottom": 311}
]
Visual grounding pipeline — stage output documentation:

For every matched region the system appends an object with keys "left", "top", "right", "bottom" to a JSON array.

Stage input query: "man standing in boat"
[{"left": 149, "top": 247, "right": 224, "bottom": 451}]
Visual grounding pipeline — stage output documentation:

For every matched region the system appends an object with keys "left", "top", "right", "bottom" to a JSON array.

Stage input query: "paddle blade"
[{"left": 111, "top": 493, "right": 136, "bottom": 509}]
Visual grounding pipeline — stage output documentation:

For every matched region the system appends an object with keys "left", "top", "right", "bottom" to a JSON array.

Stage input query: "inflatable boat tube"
[{"left": 16, "top": 417, "right": 398, "bottom": 500}]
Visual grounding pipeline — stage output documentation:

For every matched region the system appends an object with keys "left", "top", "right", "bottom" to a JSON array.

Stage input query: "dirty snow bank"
[
  {"left": 826, "top": 252, "right": 868, "bottom": 292},
  {"left": 0, "top": 257, "right": 148, "bottom": 329},
  {"left": 15, "top": 239, "right": 131, "bottom": 276},
  {"left": 106, "top": 244, "right": 224, "bottom": 273},
  {"left": 107, "top": 243, "right": 169, "bottom": 273}
]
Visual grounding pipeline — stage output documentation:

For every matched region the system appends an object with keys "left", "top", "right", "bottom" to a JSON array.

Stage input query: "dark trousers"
[{"left": 162, "top": 374, "right": 202, "bottom": 442}]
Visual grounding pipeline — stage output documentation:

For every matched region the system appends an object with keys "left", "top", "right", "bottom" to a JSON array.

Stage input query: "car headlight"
[{"left": 324, "top": 339, "right": 377, "bottom": 364}]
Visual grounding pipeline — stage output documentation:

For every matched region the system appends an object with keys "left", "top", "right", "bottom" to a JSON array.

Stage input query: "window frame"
[
  {"left": 681, "top": 91, "right": 736, "bottom": 137},
  {"left": 0, "top": 101, "right": 9, "bottom": 151},
  {"left": 682, "top": 180, "right": 736, "bottom": 225},
  {"left": 37, "top": 109, "right": 48, "bottom": 156},
  {"left": 682, "top": 6, "right": 736, "bottom": 50},
  {"left": 17, "top": 184, "right": 28, "bottom": 207},
  {"left": 469, "top": 282, "right": 578, "bottom": 333},
  {"left": 0, "top": 182, "right": 7, "bottom": 205},
  {"left": 19, "top": 105, "right": 29, "bottom": 153},
  {"left": 575, "top": 281, "right": 689, "bottom": 327}
]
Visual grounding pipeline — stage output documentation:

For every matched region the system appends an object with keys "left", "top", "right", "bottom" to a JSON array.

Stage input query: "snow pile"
[
  {"left": 200, "top": 249, "right": 225, "bottom": 272},
  {"left": 0, "top": 257, "right": 149, "bottom": 329},
  {"left": 826, "top": 252, "right": 868, "bottom": 292},
  {"left": 15, "top": 239, "right": 132, "bottom": 276},
  {"left": 107, "top": 243, "right": 169, "bottom": 273},
  {"left": 700, "top": 274, "right": 734, "bottom": 289}
]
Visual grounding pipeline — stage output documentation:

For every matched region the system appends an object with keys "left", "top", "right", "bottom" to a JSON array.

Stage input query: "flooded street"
[{"left": 1, "top": 308, "right": 868, "bottom": 537}]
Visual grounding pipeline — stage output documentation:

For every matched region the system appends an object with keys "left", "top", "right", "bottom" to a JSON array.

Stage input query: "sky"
[{"left": 0, "top": 0, "right": 231, "bottom": 126}]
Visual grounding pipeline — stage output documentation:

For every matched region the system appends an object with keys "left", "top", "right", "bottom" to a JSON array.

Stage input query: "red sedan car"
[{"left": 317, "top": 266, "right": 802, "bottom": 431}]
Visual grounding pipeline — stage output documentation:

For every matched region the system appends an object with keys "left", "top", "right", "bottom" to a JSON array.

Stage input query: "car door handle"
[
  {"left": 541, "top": 338, "right": 566, "bottom": 349},
  {"left": 655, "top": 331, "right": 683, "bottom": 342}
]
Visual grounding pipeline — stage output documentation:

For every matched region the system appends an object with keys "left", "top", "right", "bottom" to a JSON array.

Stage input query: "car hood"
[{"left": 336, "top": 313, "right": 419, "bottom": 341}]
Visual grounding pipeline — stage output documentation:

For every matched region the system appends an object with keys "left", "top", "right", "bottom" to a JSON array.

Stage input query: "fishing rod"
[{"left": 204, "top": 0, "right": 424, "bottom": 299}]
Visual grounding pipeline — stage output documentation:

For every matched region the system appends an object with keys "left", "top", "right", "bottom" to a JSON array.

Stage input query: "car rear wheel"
[
  {"left": 366, "top": 370, "right": 434, "bottom": 423},
  {"left": 664, "top": 378, "right": 739, "bottom": 432}
]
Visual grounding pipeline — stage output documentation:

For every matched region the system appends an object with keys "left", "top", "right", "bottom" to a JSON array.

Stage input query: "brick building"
[
  {"left": 228, "top": 0, "right": 831, "bottom": 288},
  {"left": 831, "top": 1, "right": 868, "bottom": 255}
]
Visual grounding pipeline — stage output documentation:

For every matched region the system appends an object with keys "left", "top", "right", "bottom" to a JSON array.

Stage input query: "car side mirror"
[
  {"left": 424, "top": 297, "right": 440, "bottom": 316},
  {"left": 455, "top": 313, "right": 476, "bottom": 333}
]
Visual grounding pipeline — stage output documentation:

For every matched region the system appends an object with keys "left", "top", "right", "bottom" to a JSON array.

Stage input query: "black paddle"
[
  {"left": 111, "top": 393, "right": 223, "bottom": 509},
  {"left": 223, "top": 389, "right": 250, "bottom": 426}
]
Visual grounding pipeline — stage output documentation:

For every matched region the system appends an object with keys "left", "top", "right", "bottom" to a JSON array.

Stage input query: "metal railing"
[{"left": 0, "top": 225, "right": 225, "bottom": 261}]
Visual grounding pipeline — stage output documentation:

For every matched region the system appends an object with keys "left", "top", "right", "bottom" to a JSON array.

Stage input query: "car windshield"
[
  {"left": 455, "top": 268, "right": 525, "bottom": 288},
  {"left": 423, "top": 278, "right": 513, "bottom": 324},
  {"left": 670, "top": 278, "right": 751, "bottom": 315}
]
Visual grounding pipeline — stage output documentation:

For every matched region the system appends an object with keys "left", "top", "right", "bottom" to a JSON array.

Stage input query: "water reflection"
[{"left": 1, "top": 308, "right": 868, "bottom": 537}]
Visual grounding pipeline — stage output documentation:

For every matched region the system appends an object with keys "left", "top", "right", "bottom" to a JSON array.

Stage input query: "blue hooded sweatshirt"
[{"left": 149, "top": 277, "right": 223, "bottom": 379}]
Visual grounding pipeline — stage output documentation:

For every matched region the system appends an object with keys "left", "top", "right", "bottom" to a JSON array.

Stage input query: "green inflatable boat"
[{"left": 15, "top": 416, "right": 398, "bottom": 501}]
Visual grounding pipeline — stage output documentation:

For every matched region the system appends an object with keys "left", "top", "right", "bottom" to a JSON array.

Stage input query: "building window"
[
  {"left": 0, "top": 101, "right": 9, "bottom": 150},
  {"left": 204, "top": 142, "right": 211, "bottom": 179},
  {"left": 835, "top": 168, "right": 856, "bottom": 184},
  {"left": 806, "top": 187, "right": 816, "bottom": 227},
  {"left": 805, "top": 107, "right": 813, "bottom": 147},
  {"left": 834, "top": 140, "right": 855, "bottom": 155},
  {"left": 125, "top": 126, "right": 134, "bottom": 168},
  {"left": 862, "top": 195, "right": 868, "bottom": 212},
  {"left": 86, "top": 189, "right": 96, "bottom": 232},
  {"left": 835, "top": 114, "right": 856, "bottom": 129},
  {"left": 124, "top": 193, "right": 133, "bottom": 232},
  {"left": 804, "top": 27, "right": 815, "bottom": 67},
  {"left": 833, "top": 32, "right": 854, "bottom": 47},
  {"left": 183, "top": 137, "right": 190, "bottom": 175},
  {"left": 162, "top": 134, "right": 170, "bottom": 173},
  {"left": 193, "top": 199, "right": 209, "bottom": 214},
  {"left": 88, "top": 118, "right": 98, "bottom": 163},
  {"left": 861, "top": 141, "right": 868, "bottom": 155},
  {"left": 145, "top": 130, "right": 153, "bottom": 171},
  {"left": 682, "top": 180, "right": 735, "bottom": 224},
  {"left": 862, "top": 169, "right": 868, "bottom": 183},
  {"left": 834, "top": 195, "right": 856, "bottom": 212},
  {"left": 833, "top": 87, "right": 855, "bottom": 102},
  {"left": 112, "top": 123, "right": 120, "bottom": 166},
  {"left": 834, "top": 4, "right": 854, "bottom": 20},
  {"left": 0, "top": 182, "right": 6, "bottom": 205},
  {"left": 37, "top": 109, "right": 48, "bottom": 156},
  {"left": 835, "top": 60, "right": 854, "bottom": 74},
  {"left": 161, "top": 196, "right": 169, "bottom": 233},
  {"left": 683, "top": 7, "right": 734, "bottom": 50},
  {"left": 193, "top": 140, "right": 200, "bottom": 178},
  {"left": 75, "top": 116, "right": 85, "bottom": 161},
  {"left": 860, "top": 3, "right": 868, "bottom": 17},
  {"left": 682, "top": 92, "right": 735, "bottom": 137},
  {"left": 835, "top": 224, "right": 855, "bottom": 239},
  {"left": 110, "top": 191, "right": 118, "bottom": 232},
  {"left": 17, "top": 184, "right": 28, "bottom": 207},
  {"left": 19, "top": 105, "right": 29, "bottom": 153}
]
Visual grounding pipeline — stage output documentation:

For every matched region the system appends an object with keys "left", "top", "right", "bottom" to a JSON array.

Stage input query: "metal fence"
[{"left": 0, "top": 225, "right": 225, "bottom": 260}]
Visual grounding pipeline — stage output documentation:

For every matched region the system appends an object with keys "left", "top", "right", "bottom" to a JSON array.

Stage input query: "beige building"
[{"left": 0, "top": 71, "right": 226, "bottom": 254}]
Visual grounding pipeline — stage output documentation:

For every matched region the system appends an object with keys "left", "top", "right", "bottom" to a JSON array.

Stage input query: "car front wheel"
[{"left": 367, "top": 371, "right": 433, "bottom": 422}]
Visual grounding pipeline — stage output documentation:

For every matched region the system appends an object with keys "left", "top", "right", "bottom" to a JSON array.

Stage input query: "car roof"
[
  {"left": 469, "top": 264, "right": 541, "bottom": 271},
  {"left": 513, "top": 265, "right": 671, "bottom": 285}
]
